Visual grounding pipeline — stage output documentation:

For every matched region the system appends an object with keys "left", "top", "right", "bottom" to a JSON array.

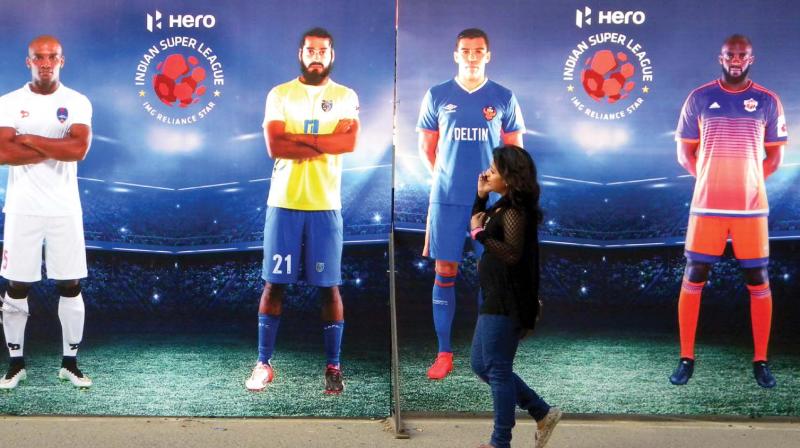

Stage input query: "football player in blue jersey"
[{"left": 417, "top": 28, "right": 525, "bottom": 379}]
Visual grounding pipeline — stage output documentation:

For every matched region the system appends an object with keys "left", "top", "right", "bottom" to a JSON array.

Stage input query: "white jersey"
[{"left": 0, "top": 83, "right": 92, "bottom": 216}]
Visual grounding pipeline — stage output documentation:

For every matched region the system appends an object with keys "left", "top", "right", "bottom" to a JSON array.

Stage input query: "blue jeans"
[{"left": 470, "top": 314, "right": 550, "bottom": 448}]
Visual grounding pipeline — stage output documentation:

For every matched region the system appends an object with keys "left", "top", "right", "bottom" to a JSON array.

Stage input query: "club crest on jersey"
[
  {"left": 316, "top": 262, "right": 325, "bottom": 273},
  {"left": 56, "top": 107, "right": 68, "bottom": 123},
  {"left": 20, "top": 110, "right": 29, "bottom": 118},
  {"left": 778, "top": 115, "right": 788, "bottom": 138},
  {"left": 482, "top": 106, "right": 497, "bottom": 121},
  {"left": 743, "top": 98, "right": 758, "bottom": 113},
  {"left": 321, "top": 99, "right": 333, "bottom": 112}
]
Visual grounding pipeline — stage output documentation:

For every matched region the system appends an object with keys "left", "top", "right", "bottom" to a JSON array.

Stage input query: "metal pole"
[{"left": 389, "top": 0, "right": 408, "bottom": 438}]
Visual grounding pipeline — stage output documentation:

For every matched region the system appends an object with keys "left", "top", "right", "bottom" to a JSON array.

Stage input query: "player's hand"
[
  {"left": 15, "top": 134, "right": 34, "bottom": 148},
  {"left": 333, "top": 119, "right": 354, "bottom": 134},
  {"left": 477, "top": 171, "right": 491, "bottom": 198},
  {"left": 471, "top": 211, "right": 487, "bottom": 230}
]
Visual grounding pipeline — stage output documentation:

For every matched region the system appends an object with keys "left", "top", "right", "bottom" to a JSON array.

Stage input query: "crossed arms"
[
  {"left": 0, "top": 124, "right": 92, "bottom": 165},
  {"left": 264, "top": 119, "right": 359, "bottom": 160}
]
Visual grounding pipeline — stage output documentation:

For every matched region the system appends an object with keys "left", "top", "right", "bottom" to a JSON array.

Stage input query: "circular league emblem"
[
  {"left": 134, "top": 36, "right": 225, "bottom": 125},
  {"left": 563, "top": 33, "right": 654, "bottom": 120},
  {"left": 581, "top": 50, "right": 635, "bottom": 104},
  {"left": 153, "top": 54, "right": 208, "bottom": 108}
]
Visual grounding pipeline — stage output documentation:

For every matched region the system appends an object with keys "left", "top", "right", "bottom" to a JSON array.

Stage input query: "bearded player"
[
  {"left": 670, "top": 34, "right": 787, "bottom": 388},
  {"left": 417, "top": 29, "right": 525, "bottom": 380},
  {"left": 246, "top": 28, "right": 359, "bottom": 394},
  {"left": 0, "top": 36, "right": 93, "bottom": 389}
]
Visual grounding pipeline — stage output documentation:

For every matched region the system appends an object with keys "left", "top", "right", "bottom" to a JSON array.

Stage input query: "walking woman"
[{"left": 470, "top": 145, "right": 561, "bottom": 448}]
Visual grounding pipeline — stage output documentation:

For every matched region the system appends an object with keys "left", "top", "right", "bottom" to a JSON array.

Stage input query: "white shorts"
[{"left": 0, "top": 213, "right": 87, "bottom": 282}]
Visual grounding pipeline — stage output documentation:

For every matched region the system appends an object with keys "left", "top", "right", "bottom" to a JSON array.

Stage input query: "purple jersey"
[{"left": 676, "top": 80, "right": 788, "bottom": 216}]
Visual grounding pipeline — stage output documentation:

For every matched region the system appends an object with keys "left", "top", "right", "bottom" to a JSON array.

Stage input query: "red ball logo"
[
  {"left": 152, "top": 54, "right": 208, "bottom": 108},
  {"left": 581, "top": 50, "right": 635, "bottom": 104}
]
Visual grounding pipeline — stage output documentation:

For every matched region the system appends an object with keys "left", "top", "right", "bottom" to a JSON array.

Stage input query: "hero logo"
[
  {"left": 575, "top": 7, "right": 646, "bottom": 28},
  {"left": 146, "top": 10, "right": 216, "bottom": 32}
]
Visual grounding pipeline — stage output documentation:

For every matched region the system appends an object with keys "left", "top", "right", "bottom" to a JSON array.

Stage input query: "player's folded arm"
[
  {"left": 264, "top": 120, "right": 324, "bottom": 159},
  {"left": 0, "top": 127, "right": 47, "bottom": 165},
  {"left": 17, "top": 124, "right": 92, "bottom": 162},
  {"left": 292, "top": 118, "right": 360, "bottom": 155}
]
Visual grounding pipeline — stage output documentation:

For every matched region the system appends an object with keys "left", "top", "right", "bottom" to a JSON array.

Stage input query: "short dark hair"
[
  {"left": 456, "top": 28, "right": 489, "bottom": 50},
  {"left": 723, "top": 34, "right": 752, "bottom": 47},
  {"left": 300, "top": 27, "right": 334, "bottom": 49}
]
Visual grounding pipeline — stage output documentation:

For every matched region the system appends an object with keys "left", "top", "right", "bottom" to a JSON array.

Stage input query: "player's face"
[
  {"left": 454, "top": 37, "right": 490, "bottom": 81},
  {"left": 483, "top": 162, "right": 507, "bottom": 195},
  {"left": 719, "top": 40, "right": 753, "bottom": 84},
  {"left": 27, "top": 39, "right": 64, "bottom": 87},
  {"left": 299, "top": 36, "right": 334, "bottom": 85}
]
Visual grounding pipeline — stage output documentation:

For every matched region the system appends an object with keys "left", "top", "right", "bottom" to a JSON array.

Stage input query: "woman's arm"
[{"left": 476, "top": 208, "right": 526, "bottom": 264}]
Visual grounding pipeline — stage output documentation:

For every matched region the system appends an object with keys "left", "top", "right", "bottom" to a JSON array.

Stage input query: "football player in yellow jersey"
[{"left": 246, "top": 28, "right": 359, "bottom": 394}]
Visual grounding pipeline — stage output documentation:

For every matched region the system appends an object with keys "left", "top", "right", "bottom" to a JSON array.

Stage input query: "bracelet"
[{"left": 470, "top": 227, "right": 483, "bottom": 240}]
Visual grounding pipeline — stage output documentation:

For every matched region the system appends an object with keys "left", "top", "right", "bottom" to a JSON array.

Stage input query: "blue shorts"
[
  {"left": 426, "top": 203, "right": 484, "bottom": 262},
  {"left": 262, "top": 207, "right": 343, "bottom": 286}
]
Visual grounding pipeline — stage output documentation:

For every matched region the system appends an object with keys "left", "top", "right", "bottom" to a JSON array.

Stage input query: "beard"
[
  {"left": 722, "top": 65, "right": 750, "bottom": 85},
  {"left": 300, "top": 61, "right": 332, "bottom": 85}
]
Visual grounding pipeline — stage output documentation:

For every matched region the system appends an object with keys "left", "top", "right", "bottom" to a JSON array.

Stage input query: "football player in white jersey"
[{"left": 0, "top": 35, "right": 93, "bottom": 389}]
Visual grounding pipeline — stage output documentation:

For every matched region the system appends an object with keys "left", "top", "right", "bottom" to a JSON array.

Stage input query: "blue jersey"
[{"left": 417, "top": 79, "right": 525, "bottom": 206}]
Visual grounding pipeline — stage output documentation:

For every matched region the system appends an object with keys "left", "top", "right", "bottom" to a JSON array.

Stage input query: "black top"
[{"left": 472, "top": 194, "right": 540, "bottom": 329}]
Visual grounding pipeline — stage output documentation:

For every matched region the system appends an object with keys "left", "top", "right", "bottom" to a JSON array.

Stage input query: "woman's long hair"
[{"left": 492, "top": 145, "right": 543, "bottom": 224}]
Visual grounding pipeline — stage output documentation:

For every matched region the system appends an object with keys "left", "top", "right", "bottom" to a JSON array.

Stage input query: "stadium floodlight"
[
  {"left": 147, "top": 127, "right": 204, "bottom": 153},
  {"left": 572, "top": 122, "right": 629, "bottom": 153}
]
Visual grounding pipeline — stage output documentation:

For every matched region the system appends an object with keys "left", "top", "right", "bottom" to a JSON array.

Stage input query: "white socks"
[
  {"left": 58, "top": 294, "right": 85, "bottom": 357},
  {"left": 2, "top": 294, "right": 29, "bottom": 357}
]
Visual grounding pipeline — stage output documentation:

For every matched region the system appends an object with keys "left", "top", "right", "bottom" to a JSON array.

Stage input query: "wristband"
[{"left": 470, "top": 227, "right": 483, "bottom": 240}]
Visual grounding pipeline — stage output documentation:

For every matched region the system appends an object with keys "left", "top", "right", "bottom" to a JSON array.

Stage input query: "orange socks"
[
  {"left": 678, "top": 278, "right": 705, "bottom": 359},
  {"left": 747, "top": 283, "right": 772, "bottom": 362}
]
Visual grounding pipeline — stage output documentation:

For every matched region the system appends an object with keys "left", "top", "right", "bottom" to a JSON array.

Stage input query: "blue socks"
[
  {"left": 259, "top": 314, "right": 344, "bottom": 367},
  {"left": 432, "top": 273, "right": 456, "bottom": 353},
  {"left": 257, "top": 314, "right": 281, "bottom": 364},
  {"left": 323, "top": 320, "right": 345, "bottom": 367}
]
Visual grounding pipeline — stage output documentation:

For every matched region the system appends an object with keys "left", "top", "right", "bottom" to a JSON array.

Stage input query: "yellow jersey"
[{"left": 262, "top": 78, "right": 359, "bottom": 210}]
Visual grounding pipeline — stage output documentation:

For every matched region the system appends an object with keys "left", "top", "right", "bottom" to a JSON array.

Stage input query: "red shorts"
[{"left": 684, "top": 215, "right": 769, "bottom": 267}]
